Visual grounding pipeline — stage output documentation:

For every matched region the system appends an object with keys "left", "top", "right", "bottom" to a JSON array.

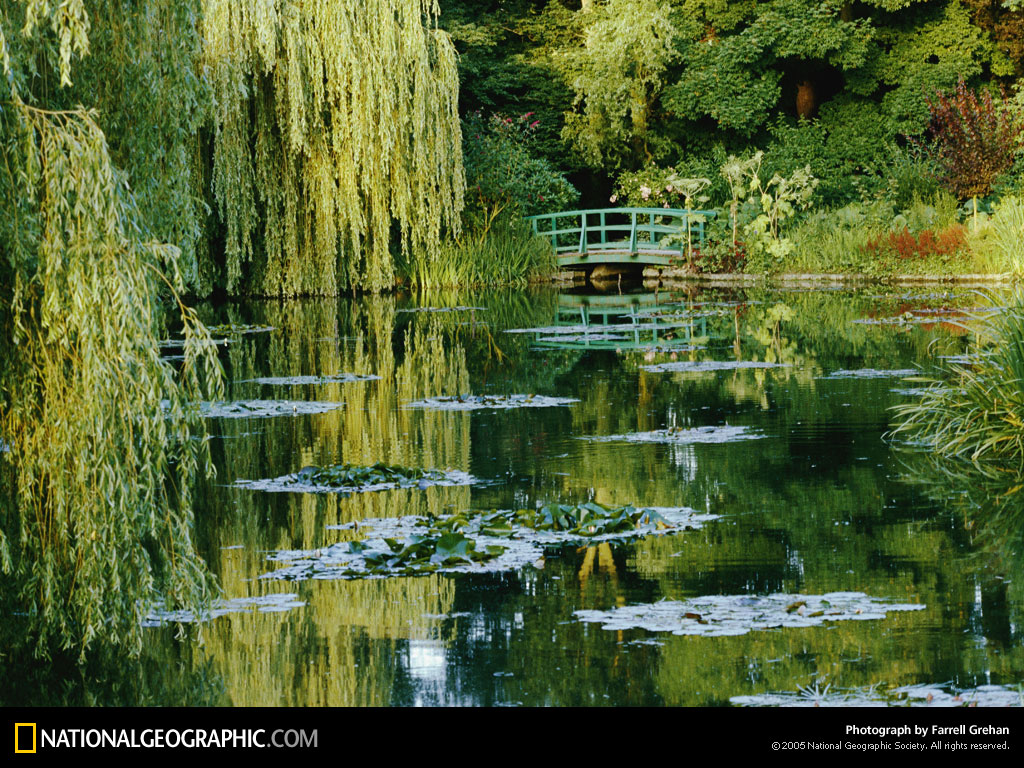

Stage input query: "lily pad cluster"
[
  {"left": 472, "top": 503, "right": 675, "bottom": 539},
  {"left": 640, "top": 360, "right": 791, "bottom": 373},
  {"left": 574, "top": 592, "right": 925, "bottom": 637},
  {"left": 731, "top": 682, "right": 1023, "bottom": 708},
  {"left": 820, "top": 368, "right": 918, "bottom": 379},
  {"left": 204, "top": 323, "right": 276, "bottom": 336},
  {"left": 395, "top": 306, "right": 485, "bottom": 313},
  {"left": 291, "top": 462, "right": 449, "bottom": 488},
  {"left": 263, "top": 502, "right": 718, "bottom": 581},
  {"left": 235, "top": 462, "right": 474, "bottom": 495},
  {"left": 405, "top": 394, "right": 578, "bottom": 411},
  {"left": 142, "top": 593, "right": 306, "bottom": 627},
  {"left": 242, "top": 373, "right": 382, "bottom": 385},
  {"left": 581, "top": 425, "right": 763, "bottom": 445},
  {"left": 178, "top": 400, "right": 345, "bottom": 419}
]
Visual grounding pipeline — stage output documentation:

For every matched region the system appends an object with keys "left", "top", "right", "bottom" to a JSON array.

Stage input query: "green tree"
[
  {"left": 0, "top": 2, "right": 223, "bottom": 658},
  {"left": 562, "top": 0, "right": 680, "bottom": 170},
  {"left": 203, "top": 0, "right": 466, "bottom": 295}
]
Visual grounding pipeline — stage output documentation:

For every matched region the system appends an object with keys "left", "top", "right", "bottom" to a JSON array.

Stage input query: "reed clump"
[{"left": 892, "top": 293, "right": 1024, "bottom": 470}]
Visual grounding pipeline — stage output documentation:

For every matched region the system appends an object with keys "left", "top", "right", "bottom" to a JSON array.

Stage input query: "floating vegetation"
[
  {"left": 158, "top": 337, "right": 231, "bottom": 348},
  {"left": 506, "top": 320, "right": 690, "bottom": 336},
  {"left": 404, "top": 394, "right": 578, "bottom": 411},
  {"left": 573, "top": 592, "right": 925, "bottom": 637},
  {"left": 204, "top": 324, "right": 276, "bottom": 336},
  {"left": 142, "top": 593, "right": 306, "bottom": 627},
  {"left": 235, "top": 462, "right": 473, "bottom": 495},
  {"left": 396, "top": 306, "right": 486, "bottom": 313},
  {"left": 820, "top": 368, "right": 918, "bottom": 379},
  {"left": 264, "top": 503, "right": 716, "bottom": 580},
  {"left": 240, "top": 373, "right": 382, "bottom": 386},
  {"left": 851, "top": 314, "right": 934, "bottom": 325},
  {"left": 580, "top": 426, "right": 764, "bottom": 445},
  {"left": 639, "top": 360, "right": 791, "bottom": 373},
  {"left": 167, "top": 400, "right": 345, "bottom": 419},
  {"left": 731, "top": 682, "right": 1023, "bottom": 708},
  {"left": 890, "top": 387, "right": 933, "bottom": 397}
]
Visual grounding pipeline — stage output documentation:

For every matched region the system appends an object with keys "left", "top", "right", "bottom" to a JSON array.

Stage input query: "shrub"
[
  {"left": 917, "top": 78, "right": 1024, "bottom": 200},
  {"left": 462, "top": 111, "right": 578, "bottom": 238}
]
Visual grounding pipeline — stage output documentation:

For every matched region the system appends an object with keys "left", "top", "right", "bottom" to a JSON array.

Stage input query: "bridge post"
[
  {"left": 578, "top": 212, "right": 588, "bottom": 255},
  {"left": 600, "top": 211, "right": 606, "bottom": 245},
  {"left": 629, "top": 211, "right": 637, "bottom": 254}
]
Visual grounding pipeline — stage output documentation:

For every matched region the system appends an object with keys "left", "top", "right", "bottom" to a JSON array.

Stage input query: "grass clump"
[
  {"left": 891, "top": 293, "right": 1024, "bottom": 469},
  {"left": 400, "top": 218, "right": 555, "bottom": 289}
]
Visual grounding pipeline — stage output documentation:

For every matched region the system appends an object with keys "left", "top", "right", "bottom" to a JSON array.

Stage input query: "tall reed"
[{"left": 891, "top": 292, "right": 1024, "bottom": 470}]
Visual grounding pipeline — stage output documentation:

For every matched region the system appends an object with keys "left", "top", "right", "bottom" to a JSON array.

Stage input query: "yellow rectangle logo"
[{"left": 14, "top": 723, "right": 36, "bottom": 754}]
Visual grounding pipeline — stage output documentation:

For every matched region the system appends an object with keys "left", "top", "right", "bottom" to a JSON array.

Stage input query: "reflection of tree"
[{"left": 158, "top": 295, "right": 485, "bottom": 705}]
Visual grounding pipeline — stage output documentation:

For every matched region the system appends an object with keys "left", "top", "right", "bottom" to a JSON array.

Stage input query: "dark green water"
[{"left": 7, "top": 285, "right": 1024, "bottom": 706}]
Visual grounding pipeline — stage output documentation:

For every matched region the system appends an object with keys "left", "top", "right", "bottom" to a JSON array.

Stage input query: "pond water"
[{"left": 8, "top": 284, "right": 1024, "bottom": 707}]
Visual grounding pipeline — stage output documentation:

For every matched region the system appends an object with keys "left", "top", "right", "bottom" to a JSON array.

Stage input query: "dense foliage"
[
  {"left": 203, "top": 0, "right": 465, "bottom": 295},
  {"left": 3, "top": 0, "right": 1024, "bottom": 662},
  {"left": 0, "top": 1, "right": 223, "bottom": 658}
]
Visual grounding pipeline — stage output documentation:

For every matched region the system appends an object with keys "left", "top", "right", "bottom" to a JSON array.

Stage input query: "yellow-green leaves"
[
  {"left": 1, "top": 101, "right": 224, "bottom": 659},
  {"left": 204, "top": 0, "right": 464, "bottom": 295}
]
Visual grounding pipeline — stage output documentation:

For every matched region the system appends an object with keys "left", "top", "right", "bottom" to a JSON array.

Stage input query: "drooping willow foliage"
[
  {"left": 203, "top": 0, "right": 465, "bottom": 295},
  {"left": 0, "top": 3, "right": 223, "bottom": 658}
]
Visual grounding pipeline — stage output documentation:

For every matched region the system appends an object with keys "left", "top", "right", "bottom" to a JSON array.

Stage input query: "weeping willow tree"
[
  {"left": 0, "top": 3, "right": 223, "bottom": 658},
  {"left": 203, "top": 0, "right": 465, "bottom": 295}
]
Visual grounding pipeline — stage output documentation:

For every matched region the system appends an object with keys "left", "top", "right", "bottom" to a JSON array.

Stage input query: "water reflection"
[{"left": 4, "top": 286, "right": 1021, "bottom": 706}]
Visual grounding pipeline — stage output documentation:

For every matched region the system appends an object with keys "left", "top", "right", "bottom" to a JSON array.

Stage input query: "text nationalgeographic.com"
[{"left": 15, "top": 726, "right": 316, "bottom": 751}]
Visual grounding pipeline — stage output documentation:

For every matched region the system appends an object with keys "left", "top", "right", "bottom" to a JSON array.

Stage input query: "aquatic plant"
[
  {"left": 891, "top": 292, "right": 1024, "bottom": 468},
  {"left": 288, "top": 463, "right": 450, "bottom": 490},
  {"left": 265, "top": 502, "right": 713, "bottom": 580}
]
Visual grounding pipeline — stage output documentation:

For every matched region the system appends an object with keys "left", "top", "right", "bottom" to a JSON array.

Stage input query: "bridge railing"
[{"left": 524, "top": 207, "right": 717, "bottom": 259}]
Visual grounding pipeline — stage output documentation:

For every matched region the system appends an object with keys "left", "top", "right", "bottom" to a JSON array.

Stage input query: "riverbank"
[{"left": 551, "top": 268, "right": 1016, "bottom": 291}]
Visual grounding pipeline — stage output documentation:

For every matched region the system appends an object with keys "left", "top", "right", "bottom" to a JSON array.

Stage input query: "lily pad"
[
  {"left": 573, "top": 592, "right": 925, "bottom": 637},
  {"left": 820, "top": 368, "right": 918, "bottom": 379},
  {"left": 204, "top": 323, "right": 276, "bottom": 336},
  {"left": 264, "top": 503, "right": 717, "bottom": 581},
  {"left": 640, "top": 360, "right": 791, "bottom": 373},
  {"left": 396, "top": 306, "right": 485, "bottom": 313},
  {"left": 142, "top": 593, "right": 306, "bottom": 627},
  {"left": 731, "top": 682, "right": 1023, "bottom": 708},
  {"left": 167, "top": 400, "right": 345, "bottom": 419},
  {"left": 580, "top": 425, "right": 763, "bottom": 445},
  {"left": 235, "top": 462, "right": 474, "bottom": 495},
  {"left": 159, "top": 337, "right": 231, "bottom": 349},
  {"left": 240, "top": 373, "right": 382, "bottom": 386},
  {"left": 405, "top": 394, "right": 579, "bottom": 411}
]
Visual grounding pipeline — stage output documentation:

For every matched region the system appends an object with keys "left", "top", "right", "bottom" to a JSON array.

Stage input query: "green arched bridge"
[{"left": 525, "top": 207, "right": 717, "bottom": 269}]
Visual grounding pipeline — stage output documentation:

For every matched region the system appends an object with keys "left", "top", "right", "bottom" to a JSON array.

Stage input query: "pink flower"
[
  {"left": 640, "top": 185, "right": 651, "bottom": 200},
  {"left": 530, "top": 120, "right": 540, "bottom": 129},
  {"left": 610, "top": 194, "right": 618, "bottom": 203}
]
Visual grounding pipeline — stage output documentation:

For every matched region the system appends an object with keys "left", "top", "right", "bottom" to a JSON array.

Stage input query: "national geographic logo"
[
  {"left": 14, "top": 723, "right": 36, "bottom": 754},
  {"left": 11, "top": 724, "right": 316, "bottom": 751}
]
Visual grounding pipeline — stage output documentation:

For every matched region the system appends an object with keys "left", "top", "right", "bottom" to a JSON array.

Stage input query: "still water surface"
[{"left": 19, "top": 285, "right": 1024, "bottom": 706}]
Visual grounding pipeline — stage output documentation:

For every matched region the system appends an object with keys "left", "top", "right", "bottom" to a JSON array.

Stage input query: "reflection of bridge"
[
  {"left": 524, "top": 207, "right": 716, "bottom": 270},
  {"left": 530, "top": 292, "right": 709, "bottom": 352}
]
